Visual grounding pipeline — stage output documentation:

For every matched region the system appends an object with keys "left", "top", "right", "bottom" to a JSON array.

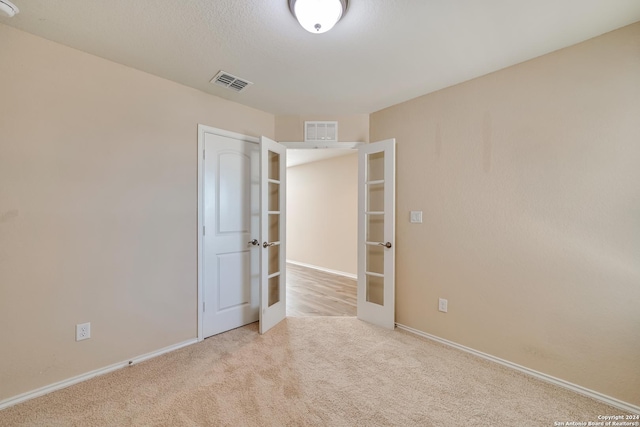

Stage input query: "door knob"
[
  {"left": 378, "top": 242, "right": 392, "bottom": 249},
  {"left": 248, "top": 239, "right": 259, "bottom": 246},
  {"left": 263, "top": 241, "right": 276, "bottom": 248}
]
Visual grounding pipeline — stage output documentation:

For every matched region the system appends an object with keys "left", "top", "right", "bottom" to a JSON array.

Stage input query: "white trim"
[
  {"left": 279, "top": 141, "right": 362, "bottom": 150},
  {"left": 0, "top": 338, "right": 198, "bottom": 411},
  {"left": 395, "top": 323, "right": 640, "bottom": 415},
  {"left": 197, "top": 126, "right": 204, "bottom": 342},
  {"left": 286, "top": 259, "right": 357, "bottom": 280},
  {"left": 199, "top": 125, "right": 259, "bottom": 144},
  {"left": 197, "top": 125, "right": 259, "bottom": 342}
]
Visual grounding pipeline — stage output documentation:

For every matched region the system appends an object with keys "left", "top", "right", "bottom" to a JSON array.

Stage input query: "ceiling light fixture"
[
  {"left": 289, "top": 0, "right": 348, "bottom": 34},
  {"left": 0, "top": 0, "right": 19, "bottom": 17}
]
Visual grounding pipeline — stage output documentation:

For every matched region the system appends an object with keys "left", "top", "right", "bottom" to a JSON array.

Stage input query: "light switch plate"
[
  {"left": 438, "top": 298, "right": 448, "bottom": 313},
  {"left": 410, "top": 211, "right": 423, "bottom": 223}
]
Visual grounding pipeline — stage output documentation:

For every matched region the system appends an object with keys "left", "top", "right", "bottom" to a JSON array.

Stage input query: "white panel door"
[
  {"left": 259, "top": 136, "right": 287, "bottom": 334},
  {"left": 357, "top": 139, "right": 396, "bottom": 329},
  {"left": 203, "top": 133, "right": 260, "bottom": 338}
]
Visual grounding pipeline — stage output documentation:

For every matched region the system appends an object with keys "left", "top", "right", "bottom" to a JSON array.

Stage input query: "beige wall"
[
  {"left": 287, "top": 154, "right": 358, "bottom": 275},
  {"left": 0, "top": 24, "right": 273, "bottom": 401},
  {"left": 370, "top": 23, "right": 640, "bottom": 406},
  {"left": 275, "top": 114, "right": 369, "bottom": 143}
]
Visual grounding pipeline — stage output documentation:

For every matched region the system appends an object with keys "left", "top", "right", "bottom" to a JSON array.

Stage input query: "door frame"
[{"left": 197, "top": 124, "right": 259, "bottom": 342}]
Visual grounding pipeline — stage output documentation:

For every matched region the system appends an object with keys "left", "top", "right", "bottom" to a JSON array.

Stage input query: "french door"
[
  {"left": 357, "top": 139, "right": 396, "bottom": 329},
  {"left": 258, "top": 136, "right": 287, "bottom": 334}
]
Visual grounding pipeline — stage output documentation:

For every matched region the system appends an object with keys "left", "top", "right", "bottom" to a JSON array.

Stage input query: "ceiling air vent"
[
  {"left": 305, "top": 121, "right": 338, "bottom": 143},
  {"left": 210, "top": 71, "right": 253, "bottom": 92}
]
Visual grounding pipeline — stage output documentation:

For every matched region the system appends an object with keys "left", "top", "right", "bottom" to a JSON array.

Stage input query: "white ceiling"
[{"left": 2, "top": 1, "right": 640, "bottom": 115}]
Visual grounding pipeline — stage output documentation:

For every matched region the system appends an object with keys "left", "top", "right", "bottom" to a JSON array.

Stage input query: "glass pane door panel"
[
  {"left": 268, "top": 182, "right": 280, "bottom": 211},
  {"left": 367, "top": 182, "right": 384, "bottom": 212},
  {"left": 269, "top": 151, "right": 280, "bottom": 180},
  {"left": 366, "top": 215, "right": 384, "bottom": 242},
  {"left": 367, "top": 151, "right": 385, "bottom": 182},
  {"left": 268, "top": 214, "right": 280, "bottom": 243},
  {"left": 366, "top": 244, "right": 384, "bottom": 275},
  {"left": 268, "top": 275, "right": 280, "bottom": 307},
  {"left": 365, "top": 149, "right": 385, "bottom": 307},
  {"left": 366, "top": 274, "right": 384, "bottom": 305},
  {"left": 268, "top": 245, "right": 280, "bottom": 276},
  {"left": 267, "top": 148, "right": 282, "bottom": 306}
]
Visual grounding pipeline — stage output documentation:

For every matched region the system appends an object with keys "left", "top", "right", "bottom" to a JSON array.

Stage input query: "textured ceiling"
[{"left": 2, "top": 0, "right": 640, "bottom": 115}]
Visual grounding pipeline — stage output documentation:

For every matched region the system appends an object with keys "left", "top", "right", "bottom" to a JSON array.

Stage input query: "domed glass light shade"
[
  {"left": 289, "top": 0, "right": 348, "bottom": 34},
  {"left": 0, "top": 0, "right": 20, "bottom": 17}
]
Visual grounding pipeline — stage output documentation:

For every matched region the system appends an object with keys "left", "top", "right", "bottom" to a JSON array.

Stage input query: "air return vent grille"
[
  {"left": 210, "top": 71, "right": 253, "bottom": 92},
  {"left": 305, "top": 121, "right": 338, "bottom": 142}
]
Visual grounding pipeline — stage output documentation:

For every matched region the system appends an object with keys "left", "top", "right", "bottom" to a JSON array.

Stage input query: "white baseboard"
[
  {"left": 286, "top": 259, "right": 357, "bottom": 280},
  {"left": 0, "top": 338, "right": 198, "bottom": 411},
  {"left": 395, "top": 323, "right": 640, "bottom": 415}
]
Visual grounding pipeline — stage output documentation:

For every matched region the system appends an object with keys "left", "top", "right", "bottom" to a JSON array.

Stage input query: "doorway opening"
[
  {"left": 285, "top": 148, "right": 358, "bottom": 317},
  {"left": 198, "top": 129, "right": 396, "bottom": 337}
]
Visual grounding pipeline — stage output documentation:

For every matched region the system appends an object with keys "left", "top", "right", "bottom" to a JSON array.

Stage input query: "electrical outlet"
[
  {"left": 76, "top": 322, "right": 91, "bottom": 341},
  {"left": 438, "top": 298, "right": 448, "bottom": 313}
]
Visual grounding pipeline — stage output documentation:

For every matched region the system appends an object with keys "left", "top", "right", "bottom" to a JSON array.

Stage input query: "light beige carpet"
[{"left": 0, "top": 317, "right": 625, "bottom": 426}]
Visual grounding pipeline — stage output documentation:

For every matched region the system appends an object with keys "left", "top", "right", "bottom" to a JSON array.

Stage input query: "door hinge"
[
  {"left": 203, "top": 301, "right": 205, "bottom": 312},
  {"left": 203, "top": 150, "right": 205, "bottom": 160},
  {"left": 203, "top": 226, "right": 205, "bottom": 235}
]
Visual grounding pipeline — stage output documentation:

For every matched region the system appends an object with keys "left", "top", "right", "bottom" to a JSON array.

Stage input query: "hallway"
[{"left": 286, "top": 263, "right": 356, "bottom": 317}]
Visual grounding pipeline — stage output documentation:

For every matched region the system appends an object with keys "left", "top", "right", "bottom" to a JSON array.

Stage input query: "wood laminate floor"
[{"left": 286, "top": 263, "right": 357, "bottom": 317}]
